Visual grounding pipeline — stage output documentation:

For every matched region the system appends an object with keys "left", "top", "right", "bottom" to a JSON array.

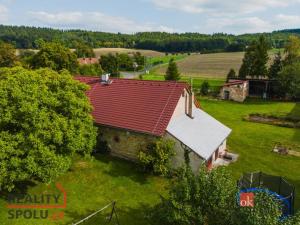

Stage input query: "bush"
[
  {"left": 138, "top": 139, "right": 175, "bottom": 176},
  {"left": 200, "top": 81, "right": 210, "bottom": 95}
]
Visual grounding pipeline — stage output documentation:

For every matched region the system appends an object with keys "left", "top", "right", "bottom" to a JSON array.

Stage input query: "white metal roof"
[{"left": 166, "top": 108, "right": 232, "bottom": 160}]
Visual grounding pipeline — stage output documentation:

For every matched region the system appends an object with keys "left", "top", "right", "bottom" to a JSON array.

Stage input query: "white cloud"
[
  {"left": 202, "top": 17, "right": 273, "bottom": 34},
  {"left": 274, "top": 14, "right": 300, "bottom": 29},
  {"left": 28, "top": 11, "right": 177, "bottom": 33},
  {"left": 150, "top": 0, "right": 300, "bottom": 15},
  {"left": 193, "top": 13, "right": 300, "bottom": 34},
  {"left": 0, "top": 4, "right": 8, "bottom": 22}
]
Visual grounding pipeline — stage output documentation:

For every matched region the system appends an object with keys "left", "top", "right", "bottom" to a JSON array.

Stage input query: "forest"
[{"left": 0, "top": 24, "right": 299, "bottom": 53}]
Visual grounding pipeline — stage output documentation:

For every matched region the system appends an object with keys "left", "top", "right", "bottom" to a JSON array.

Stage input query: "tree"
[
  {"left": 268, "top": 52, "right": 283, "bottom": 79},
  {"left": 100, "top": 54, "right": 120, "bottom": 77},
  {"left": 252, "top": 35, "right": 269, "bottom": 77},
  {"left": 78, "top": 64, "right": 103, "bottom": 76},
  {"left": 29, "top": 42, "right": 78, "bottom": 73},
  {"left": 74, "top": 42, "right": 95, "bottom": 58},
  {"left": 200, "top": 81, "right": 210, "bottom": 95},
  {"left": 0, "top": 67, "right": 97, "bottom": 190},
  {"left": 234, "top": 192, "right": 282, "bottom": 225},
  {"left": 0, "top": 42, "right": 17, "bottom": 67},
  {"left": 277, "top": 62, "right": 300, "bottom": 99},
  {"left": 151, "top": 164, "right": 289, "bottom": 225},
  {"left": 18, "top": 49, "right": 36, "bottom": 68},
  {"left": 152, "top": 166, "right": 237, "bottom": 225},
  {"left": 138, "top": 139, "right": 175, "bottom": 176},
  {"left": 239, "top": 36, "right": 269, "bottom": 78},
  {"left": 165, "top": 58, "right": 181, "bottom": 81},
  {"left": 284, "top": 36, "right": 300, "bottom": 65},
  {"left": 227, "top": 68, "right": 236, "bottom": 82},
  {"left": 239, "top": 43, "right": 256, "bottom": 78}
]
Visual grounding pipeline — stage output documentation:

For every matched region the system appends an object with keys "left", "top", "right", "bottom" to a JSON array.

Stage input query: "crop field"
[
  {"left": 93, "top": 48, "right": 164, "bottom": 57},
  {"left": 154, "top": 51, "right": 280, "bottom": 79}
]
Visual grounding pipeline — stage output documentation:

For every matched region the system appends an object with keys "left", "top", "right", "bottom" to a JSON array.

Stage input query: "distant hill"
[{"left": 0, "top": 24, "right": 299, "bottom": 53}]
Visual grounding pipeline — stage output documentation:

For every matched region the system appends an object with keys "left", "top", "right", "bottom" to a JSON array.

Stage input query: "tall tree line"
[{"left": 0, "top": 25, "right": 299, "bottom": 53}]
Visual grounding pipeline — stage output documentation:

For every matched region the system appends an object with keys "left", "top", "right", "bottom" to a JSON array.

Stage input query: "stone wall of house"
[
  {"left": 98, "top": 126, "right": 156, "bottom": 161},
  {"left": 220, "top": 82, "right": 249, "bottom": 102}
]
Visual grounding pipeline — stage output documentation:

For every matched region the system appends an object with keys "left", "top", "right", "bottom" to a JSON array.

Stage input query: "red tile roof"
[
  {"left": 75, "top": 77, "right": 188, "bottom": 136},
  {"left": 78, "top": 58, "right": 99, "bottom": 65}
]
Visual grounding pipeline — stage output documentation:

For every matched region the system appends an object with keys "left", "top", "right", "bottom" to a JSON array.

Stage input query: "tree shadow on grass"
[
  {"left": 288, "top": 103, "right": 300, "bottom": 142},
  {"left": 93, "top": 153, "right": 150, "bottom": 185},
  {"left": 0, "top": 180, "right": 36, "bottom": 202}
]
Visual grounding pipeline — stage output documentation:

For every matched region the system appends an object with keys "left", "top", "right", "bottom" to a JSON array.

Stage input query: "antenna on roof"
[{"left": 101, "top": 73, "right": 113, "bottom": 85}]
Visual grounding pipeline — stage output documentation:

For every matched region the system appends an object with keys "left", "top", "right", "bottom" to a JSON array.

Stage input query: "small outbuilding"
[{"left": 220, "top": 80, "right": 249, "bottom": 102}]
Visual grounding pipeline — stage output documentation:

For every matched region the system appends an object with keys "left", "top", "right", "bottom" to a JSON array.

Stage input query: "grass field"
[
  {"left": 154, "top": 51, "right": 280, "bottom": 79},
  {"left": 200, "top": 98, "right": 300, "bottom": 209},
  {"left": 0, "top": 155, "right": 168, "bottom": 225},
  {"left": 93, "top": 48, "right": 164, "bottom": 57}
]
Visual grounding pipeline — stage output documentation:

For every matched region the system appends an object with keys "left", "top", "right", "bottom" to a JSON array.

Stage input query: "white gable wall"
[{"left": 166, "top": 91, "right": 231, "bottom": 170}]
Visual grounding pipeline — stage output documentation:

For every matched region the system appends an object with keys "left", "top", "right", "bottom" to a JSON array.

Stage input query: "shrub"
[
  {"left": 200, "top": 81, "right": 210, "bottom": 95},
  {"left": 138, "top": 139, "right": 175, "bottom": 176}
]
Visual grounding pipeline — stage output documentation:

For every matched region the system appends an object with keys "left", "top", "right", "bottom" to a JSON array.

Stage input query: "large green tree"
[
  {"left": 239, "top": 36, "right": 269, "bottom": 78},
  {"left": 239, "top": 43, "right": 257, "bottom": 78},
  {"left": 277, "top": 62, "right": 300, "bottom": 99},
  {"left": 0, "top": 67, "right": 97, "bottom": 190},
  {"left": 100, "top": 54, "right": 120, "bottom": 77},
  {"left": 0, "top": 42, "right": 17, "bottom": 67},
  {"left": 284, "top": 36, "right": 300, "bottom": 65},
  {"left": 29, "top": 42, "right": 78, "bottom": 73},
  {"left": 165, "top": 58, "right": 181, "bottom": 81},
  {"left": 252, "top": 36, "right": 269, "bottom": 77},
  {"left": 268, "top": 52, "right": 283, "bottom": 79}
]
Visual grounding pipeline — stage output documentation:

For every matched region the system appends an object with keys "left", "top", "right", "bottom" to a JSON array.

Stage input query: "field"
[
  {"left": 93, "top": 48, "right": 164, "bottom": 57},
  {"left": 0, "top": 99, "right": 299, "bottom": 225},
  {"left": 154, "top": 51, "right": 280, "bottom": 79}
]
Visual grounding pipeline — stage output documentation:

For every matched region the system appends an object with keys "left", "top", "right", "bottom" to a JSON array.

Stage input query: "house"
[
  {"left": 220, "top": 80, "right": 249, "bottom": 102},
  {"left": 76, "top": 76, "right": 231, "bottom": 172},
  {"left": 78, "top": 57, "right": 99, "bottom": 65}
]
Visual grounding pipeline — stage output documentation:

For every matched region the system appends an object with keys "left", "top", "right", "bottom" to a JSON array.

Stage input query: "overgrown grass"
[{"left": 199, "top": 98, "right": 300, "bottom": 209}]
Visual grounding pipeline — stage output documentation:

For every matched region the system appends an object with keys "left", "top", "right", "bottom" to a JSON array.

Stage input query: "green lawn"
[
  {"left": 199, "top": 98, "right": 300, "bottom": 209},
  {"left": 0, "top": 155, "right": 168, "bottom": 225}
]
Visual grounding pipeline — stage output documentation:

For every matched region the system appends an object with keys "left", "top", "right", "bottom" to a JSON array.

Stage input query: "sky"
[{"left": 0, "top": 0, "right": 299, "bottom": 34}]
